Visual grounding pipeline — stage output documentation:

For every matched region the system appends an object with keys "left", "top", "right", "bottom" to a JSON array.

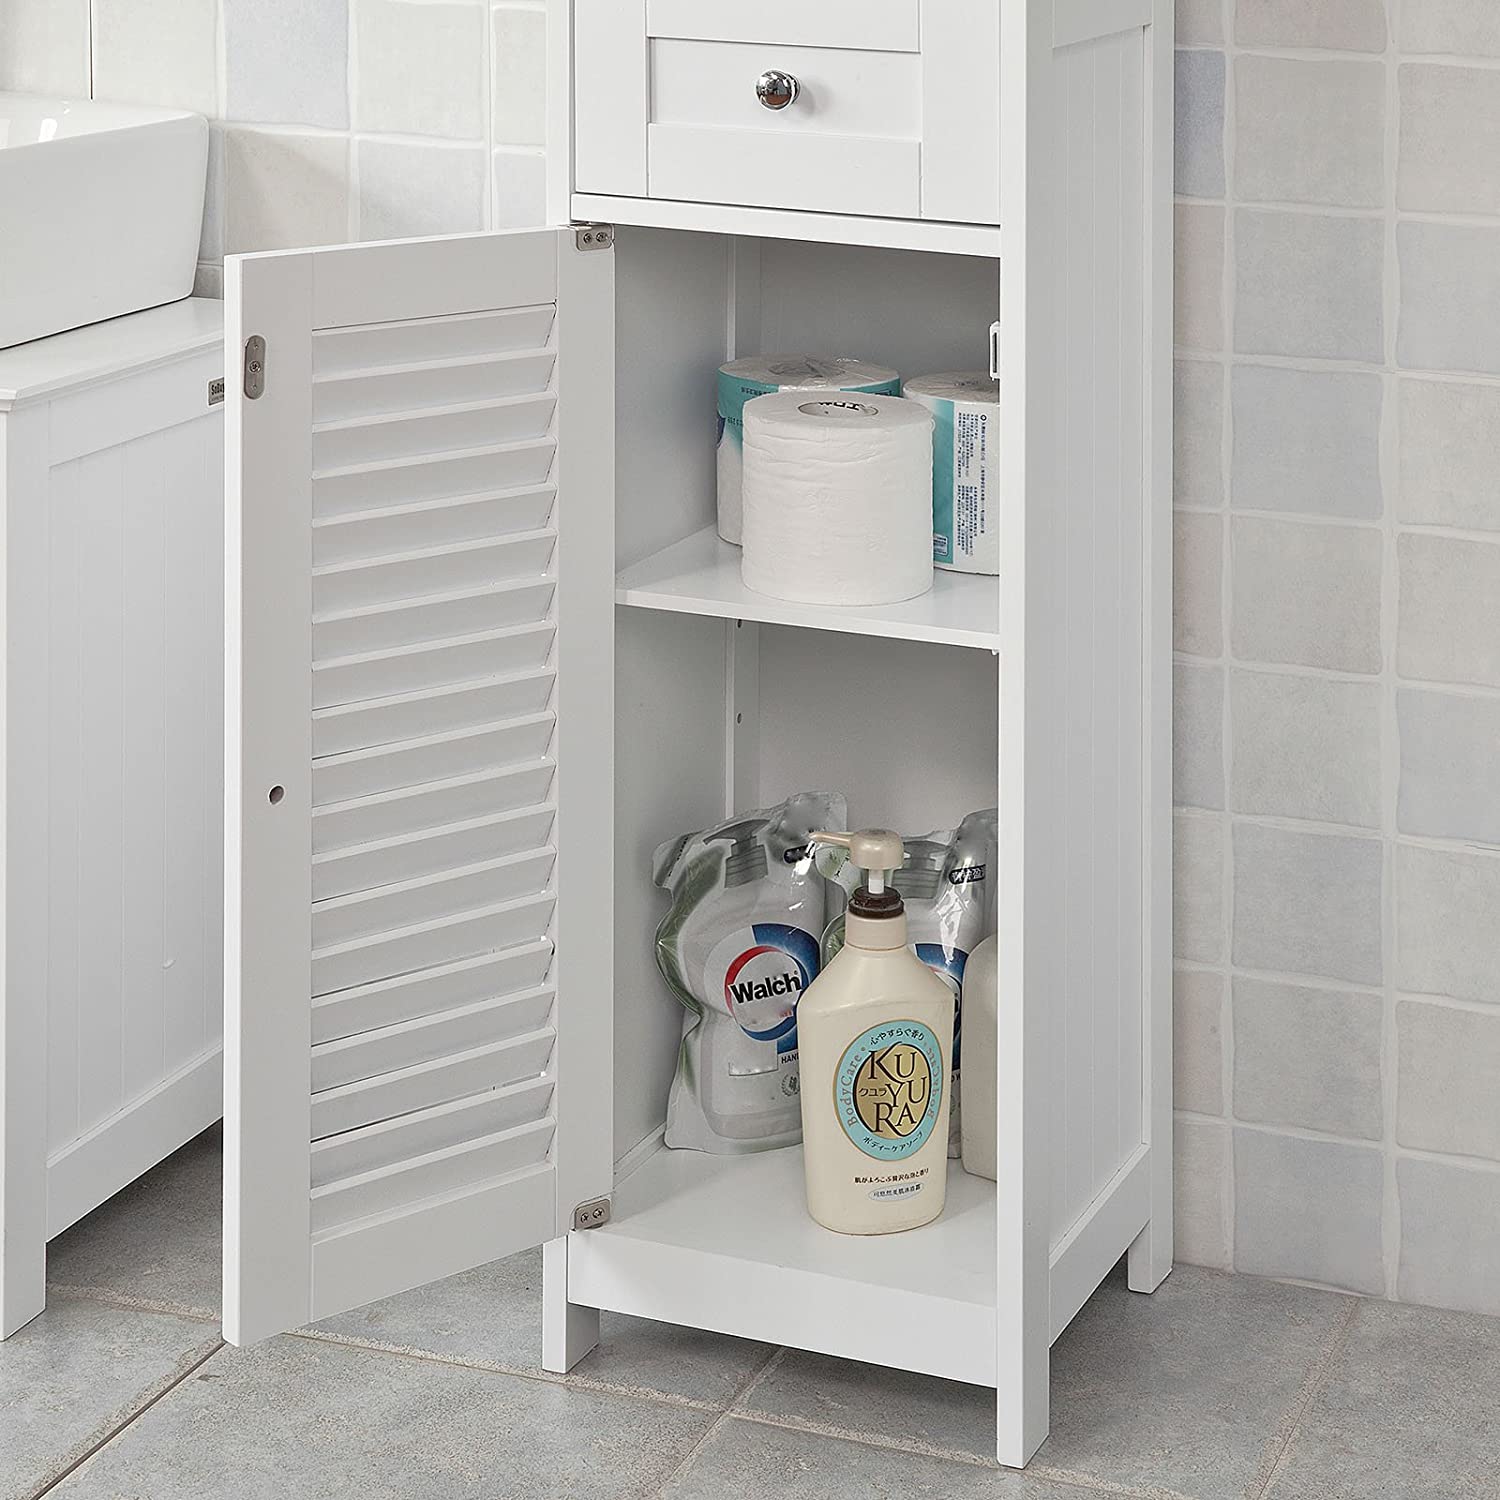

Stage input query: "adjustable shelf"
[{"left": 615, "top": 526, "right": 1001, "bottom": 652}]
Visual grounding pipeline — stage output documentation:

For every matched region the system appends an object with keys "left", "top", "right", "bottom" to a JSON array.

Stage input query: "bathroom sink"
[{"left": 0, "top": 93, "right": 208, "bottom": 350}]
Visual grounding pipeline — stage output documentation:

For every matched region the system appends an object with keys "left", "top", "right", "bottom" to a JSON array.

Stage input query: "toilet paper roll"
[
  {"left": 717, "top": 356, "right": 901, "bottom": 546},
  {"left": 903, "top": 372, "right": 1001, "bottom": 576},
  {"left": 741, "top": 392, "right": 935, "bottom": 608}
]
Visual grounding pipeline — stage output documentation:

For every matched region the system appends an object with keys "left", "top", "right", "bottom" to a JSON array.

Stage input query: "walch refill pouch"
[
  {"left": 818, "top": 809, "right": 994, "bottom": 1155},
  {"left": 654, "top": 793, "right": 847, "bottom": 1153}
]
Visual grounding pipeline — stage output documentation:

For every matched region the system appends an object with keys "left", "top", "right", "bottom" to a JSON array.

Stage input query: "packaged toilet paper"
[
  {"left": 818, "top": 810, "right": 994, "bottom": 1156},
  {"left": 717, "top": 357, "right": 900, "bottom": 546},
  {"left": 741, "top": 392, "right": 935, "bottom": 608},
  {"left": 903, "top": 372, "right": 1001, "bottom": 575},
  {"left": 653, "top": 793, "right": 847, "bottom": 1154}
]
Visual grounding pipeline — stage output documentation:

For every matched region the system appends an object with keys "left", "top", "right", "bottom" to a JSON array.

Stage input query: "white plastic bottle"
[
  {"left": 797, "top": 831, "right": 955, "bottom": 1235},
  {"left": 959, "top": 935, "right": 998, "bottom": 1182}
]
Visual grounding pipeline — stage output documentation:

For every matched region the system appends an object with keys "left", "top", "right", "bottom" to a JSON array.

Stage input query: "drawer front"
[{"left": 574, "top": 0, "right": 1000, "bottom": 227}]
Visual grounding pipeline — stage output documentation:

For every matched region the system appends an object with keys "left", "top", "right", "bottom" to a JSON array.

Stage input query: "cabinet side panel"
[
  {"left": 1043, "top": 29, "right": 1149, "bottom": 1246},
  {"left": 1, "top": 406, "right": 50, "bottom": 1337}
]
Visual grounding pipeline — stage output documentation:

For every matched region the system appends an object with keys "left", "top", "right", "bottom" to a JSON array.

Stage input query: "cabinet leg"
[
  {"left": 541, "top": 1236, "right": 600, "bottom": 1373},
  {"left": 1127, "top": 1215, "right": 1174, "bottom": 1294}
]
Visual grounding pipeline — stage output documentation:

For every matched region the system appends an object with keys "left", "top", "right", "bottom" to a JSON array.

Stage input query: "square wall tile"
[
  {"left": 1237, "top": 0, "right": 1389, "bottom": 51},
  {"left": 1177, "top": 0, "right": 1222, "bottom": 46},
  {"left": 1231, "top": 517, "right": 1382, "bottom": 674},
  {"left": 1174, "top": 1118, "right": 1230, "bottom": 1268},
  {"left": 1174, "top": 969, "right": 1224, "bottom": 1115},
  {"left": 0, "top": 0, "right": 90, "bottom": 94},
  {"left": 1174, "top": 359, "right": 1223, "bottom": 510},
  {"left": 1236, "top": 56, "right": 1385, "bottom": 209},
  {"left": 1399, "top": 221, "right": 1500, "bottom": 376},
  {"left": 1398, "top": 532, "right": 1500, "bottom": 687},
  {"left": 1401, "top": 0, "right": 1500, "bottom": 57},
  {"left": 356, "top": 0, "right": 486, "bottom": 140},
  {"left": 1232, "top": 366, "right": 1383, "bottom": 521},
  {"left": 225, "top": 0, "right": 349, "bottom": 129},
  {"left": 1231, "top": 669, "right": 1382, "bottom": 828},
  {"left": 358, "top": 142, "right": 487, "bottom": 241},
  {"left": 224, "top": 130, "right": 351, "bottom": 254},
  {"left": 1233, "top": 823, "right": 1384, "bottom": 985},
  {"left": 493, "top": 4, "right": 548, "bottom": 147},
  {"left": 1176, "top": 50, "right": 1225, "bottom": 199},
  {"left": 1174, "top": 662, "right": 1224, "bottom": 810},
  {"left": 1398, "top": 1000, "right": 1500, "bottom": 1162},
  {"left": 1398, "top": 1158, "right": 1500, "bottom": 1316},
  {"left": 93, "top": 0, "right": 218, "bottom": 115},
  {"left": 1398, "top": 378, "right": 1500, "bottom": 531},
  {"left": 1398, "top": 688, "right": 1500, "bottom": 844},
  {"left": 1234, "top": 1128, "right": 1385, "bottom": 1293},
  {"left": 1395, "top": 842, "right": 1500, "bottom": 1005},
  {"left": 493, "top": 150, "right": 548, "bottom": 228},
  {"left": 1234, "top": 977, "right": 1384, "bottom": 1139},
  {"left": 1175, "top": 812, "right": 1225, "bottom": 964},
  {"left": 1175, "top": 204, "right": 1224, "bottom": 353},
  {"left": 1174, "top": 510, "right": 1222, "bottom": 658},
  {"left": 1237, "top": 210, "right": 1385, "bottom": 363},
  {"left": 1400, "top": 65, "right": 1500, "bottom": 216}
]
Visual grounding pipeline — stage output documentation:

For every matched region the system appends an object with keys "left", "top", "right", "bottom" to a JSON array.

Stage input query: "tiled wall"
[
  {"left": 4, "top": 0, "right": 1496, "bottom": 1320},
  {"left": 0, "top": 0, "right": 549, "bottom": 295},
  {"left": 1174, "top": 0, "right": 1500, "bottom": 1317}
]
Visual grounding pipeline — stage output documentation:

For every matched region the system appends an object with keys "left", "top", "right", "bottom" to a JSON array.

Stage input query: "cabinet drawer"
[{"left": 575, "top": 0, "right": 1000, "bottom": 227}]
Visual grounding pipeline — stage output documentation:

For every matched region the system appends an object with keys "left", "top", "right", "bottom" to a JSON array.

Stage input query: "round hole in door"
[{"left": 269, "top": 785, "right": 285, "bottom": 806}]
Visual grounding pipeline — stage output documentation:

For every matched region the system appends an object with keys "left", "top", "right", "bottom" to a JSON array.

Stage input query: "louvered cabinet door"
[{"left": 224, "top": 230, "right": 614, "bottom": 1346}]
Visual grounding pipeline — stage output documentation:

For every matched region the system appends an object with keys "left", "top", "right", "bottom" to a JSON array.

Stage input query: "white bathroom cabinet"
[
  {"left": 0, "top": 300, "right": 227, "bottom": 1338},
  {"left": 219, "top": 0, "right": 1172, "bottom": 1467}
]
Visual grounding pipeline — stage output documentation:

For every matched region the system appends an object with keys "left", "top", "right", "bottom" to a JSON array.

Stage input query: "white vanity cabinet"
[
  {"left": 219, "top": 0, "right": 1173, "bottom": 1468},
  {"left": 0, "top": 300, "right": 226, "bottom": 1338}
]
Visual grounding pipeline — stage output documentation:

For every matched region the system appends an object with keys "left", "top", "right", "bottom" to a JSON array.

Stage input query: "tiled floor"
[{"left": 4, "top": 1129, "right": 1498, "bottom": 1500}]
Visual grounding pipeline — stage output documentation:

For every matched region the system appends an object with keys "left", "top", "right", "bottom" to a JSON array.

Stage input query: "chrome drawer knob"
[{"left": 756, "top": 70, "right": 801, "bottom": 110}]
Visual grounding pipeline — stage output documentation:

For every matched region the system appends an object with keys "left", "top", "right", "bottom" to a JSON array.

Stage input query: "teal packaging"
[
  {"left": 903, "top": 372, "right": 1001, "bottom": 575},
  {"left": 716, "top": 356, "right": 900, "bottom": 545}
]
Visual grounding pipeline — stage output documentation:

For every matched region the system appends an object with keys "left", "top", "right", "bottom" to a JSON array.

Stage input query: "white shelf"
[
  {"left": 571, "top": 193, "right": 1004, "bottom": 261},
  {"left": 569, "top": 1143, "right": 999, "bottom": 1388},
  {"left": 615, "top": 527, "right": 1001, "bottom": 652}
]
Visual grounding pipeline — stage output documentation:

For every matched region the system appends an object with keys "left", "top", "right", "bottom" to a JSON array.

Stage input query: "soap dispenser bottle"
[{"left": 797, "top": 830, "right": 955, "bottom": 1235}]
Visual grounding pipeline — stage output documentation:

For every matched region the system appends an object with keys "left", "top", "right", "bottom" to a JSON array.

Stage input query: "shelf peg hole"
[{"left": 269, "top": 785, "right": 285, "bottom": 806}]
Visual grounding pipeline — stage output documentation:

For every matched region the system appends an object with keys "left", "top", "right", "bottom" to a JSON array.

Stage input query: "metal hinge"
[
  {"left": 572, "top": 1197, "right": 612, "bottom": 1231},
  {"left": 208, "top": 377, "right": 226, "bottom": 407},
  {"left": 988, "top": 320, "right": 1002, "bottom": 381},
  {"left": 243, "top": 335, "right": 267, "bottom": 400},
  {"left": 574, "top": 223, "right": 615, "bottom": 252}
]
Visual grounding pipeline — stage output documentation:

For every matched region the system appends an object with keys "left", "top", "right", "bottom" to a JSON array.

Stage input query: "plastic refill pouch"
[
  {"left": 654, "top": 792, "right": 847, "bottom": 1153},
  {"left": 819, "top": 810, "right": 993, "bottom": 1155}
]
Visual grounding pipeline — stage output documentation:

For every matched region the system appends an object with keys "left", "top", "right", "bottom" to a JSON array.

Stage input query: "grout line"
[
  {"left": 724, "top": 1343, "right": 787, "bottom": 1411},
  {"left": 287, "top": 1325, "right": 723, "bottom": 1414},
  {"left": 725, "top": 1408, "right": 1200, "bottom": 1500},
  {"left": 1246, "top": 1295, "right": 1362, "bottom": 1499},
  {"left": 648, "top": 1407, "right": 738, "bottom": 1499},
  {"left": 1217, "top": 0, "right": 1238, "bottom": 1268},
  {"left": 1379, "top": 0, "right": 1407, "bottom": 1309},
  {"left": 30, "top": 1339, "right": 225, "bottom": 1499},
  {"left": 45, "top": 1284, "right": 221, "bottom": 1325}
]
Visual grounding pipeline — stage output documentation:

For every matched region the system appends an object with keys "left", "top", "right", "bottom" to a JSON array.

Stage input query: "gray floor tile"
[
  {"left": 739, "top": 1348, "right": 996, "bottom": 1459},
  {"left": 47, "top": 1124, "right": 222, "bottom": 1319},
  {"left": 663, "top": 1418, "right": 1078, "bottom": 1499},
  {"left": 1038, "top": 1265, "right": 1351, "bottom": 1500},
  {"left": 52, "top": 1334, "right": 713, "bottom": 1500},
  {"left": 310, "top": 1247, "right": 775, "bottom": 1407},
  {"left": 0, "top": 1295, "right": 220, "bottom": 1500},
  {"left": 1268, "top": 1298, "right": 1500, "bottom": 1500}
]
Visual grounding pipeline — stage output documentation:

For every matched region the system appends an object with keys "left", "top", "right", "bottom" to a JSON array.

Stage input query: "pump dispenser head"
[{"left": 811, "top": 829, "right": 904, "bottom": 895}]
